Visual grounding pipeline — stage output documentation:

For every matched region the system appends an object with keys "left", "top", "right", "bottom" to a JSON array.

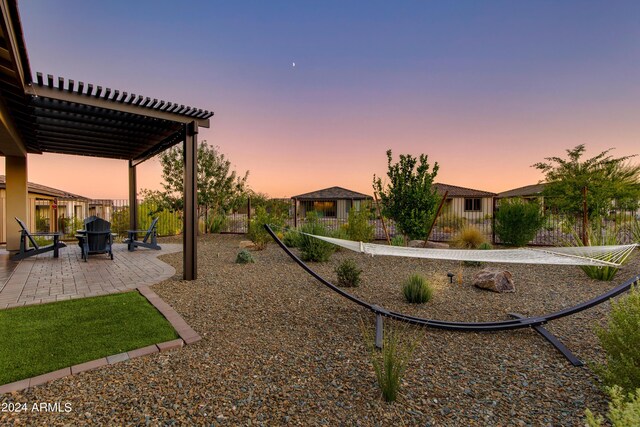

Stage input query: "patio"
[{"left": 0, "top": 243, "right": 181, "bottom": 309}]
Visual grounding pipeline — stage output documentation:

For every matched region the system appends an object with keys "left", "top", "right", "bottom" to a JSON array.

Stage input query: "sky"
[{"left": 2, "top": 0, "right": 639, "bottom": 199}]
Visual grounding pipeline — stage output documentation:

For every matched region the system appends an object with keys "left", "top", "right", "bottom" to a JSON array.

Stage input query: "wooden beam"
[
  {"left": 183, "top": 121, "right": 198, "bottom": 280},
  {"left": 129, "top": 160, "right": 137, "bottom": 234}
]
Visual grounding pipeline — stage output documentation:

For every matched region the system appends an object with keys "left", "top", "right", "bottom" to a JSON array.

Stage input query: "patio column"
[
  {"left": 128, "top": 160, "right": 137, "bottom": 233},
  {"left": 183, "top": 121, "right": 198, "bottom": 280},
  {"left": 5, "top": 155, "right": 28, "bottom": 252}
]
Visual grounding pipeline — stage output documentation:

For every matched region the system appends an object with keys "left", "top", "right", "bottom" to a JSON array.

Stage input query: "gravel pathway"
[{"left": 2, "top": 234, "right": 638, "bottom": 426}]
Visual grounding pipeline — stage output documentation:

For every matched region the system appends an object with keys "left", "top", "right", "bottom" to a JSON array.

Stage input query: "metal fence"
[{"left": 18, "top": 197, "right": 638, "bottom": 247}]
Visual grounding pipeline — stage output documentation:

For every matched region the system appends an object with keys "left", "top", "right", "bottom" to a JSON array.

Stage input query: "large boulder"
[{"left": 473, "top": 269, "right": 515, "bottom": 293}]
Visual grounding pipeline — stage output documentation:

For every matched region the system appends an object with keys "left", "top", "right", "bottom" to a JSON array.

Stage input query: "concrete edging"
[{"left": 0, "top": 286, "right": 201, "bottom": 395}]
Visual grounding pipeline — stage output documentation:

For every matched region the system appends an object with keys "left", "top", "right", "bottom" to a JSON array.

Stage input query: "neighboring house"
[
  {"left": 433, "top": 183, "right": 496, "bottom": 220},
  {"left": 0, "top": 175, "right": 89, "bottom": 243},
  {"left": 292, "top": 186, "right": 372, "bottom": 221},
  {"left": 496, "top": 183, "right": 545, "bottom": 202}
]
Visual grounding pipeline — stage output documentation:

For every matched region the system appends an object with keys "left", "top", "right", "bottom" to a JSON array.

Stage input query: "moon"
[{"left": 292, "top": 62, "right": 296, "bottom": 67}]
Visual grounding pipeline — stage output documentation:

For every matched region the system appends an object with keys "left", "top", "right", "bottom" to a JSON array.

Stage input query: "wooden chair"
[
  {"left": 76, "top": 216, "right": 113, "bottom": 261},
  {"left": 125, "top": 217, "right": 161, "bottom": 251},
  {"left": 11, "top": 217, "right": 66, "bottom": 261}
]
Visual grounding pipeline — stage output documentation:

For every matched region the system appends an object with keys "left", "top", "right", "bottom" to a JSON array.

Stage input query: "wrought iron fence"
[{"left": 11, "top": 196, "right": 637, "bottom": 247}]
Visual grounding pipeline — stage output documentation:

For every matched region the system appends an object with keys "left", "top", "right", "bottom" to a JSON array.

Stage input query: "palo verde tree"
[
  {"left": 144, "top": 141, "right": 249, "bottom": 227},
  {"left": 532, "top": 145, "right": 640, "bottom": 222},
  {"left": 373, "top": 149, "right": 440, "bottom": 240}
]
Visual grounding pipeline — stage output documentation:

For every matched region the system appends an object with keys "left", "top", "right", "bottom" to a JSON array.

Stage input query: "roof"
[
  {"left": 496, "top": 183, "right": 545, "bottom": 199},
  {"left": 0, "top": 0, "right": 212, "bottom": 164},
  {"left": 0, "top": 175, "right": 89, "bottom": 200},
  {"left": 433, "top": 183, "right": 496, "bottom": 198},
  {"left": 292, "top": 186, "right": 372, "bottom": 200}
]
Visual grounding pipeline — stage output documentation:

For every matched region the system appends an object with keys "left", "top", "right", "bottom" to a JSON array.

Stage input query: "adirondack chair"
[
  {"left": 125, "top": 217, "right": 161, "bottom": 251},
  {"left": 76, "top": 216, "right": 113, "bottom": 261},
  {"left": 11, "top": 217, "right": 66, "bottom": 261}
]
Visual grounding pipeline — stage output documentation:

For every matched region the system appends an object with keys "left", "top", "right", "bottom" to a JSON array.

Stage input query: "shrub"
[
  {"left": 248, "top": 206, "right": 285, "bottom": 250},
  {"left": 207, "top": 214, "right": 227, "bottom": 233},
  {"left": 593, "top": 285, "right": 640, "bottom": 394},
  {"left": 282, "top": 229, "right": 300, "bottom": 248},
  {"left": 452, "top": 226, "right": 485, "bottom": 249},
  {"left": 494, "top": 198, "right": 545, "bottom": 246},
  {"left": 402, "top": 274, "right": 433, "bottom": 304},
  {"left": 330, "top": 227, "right": 349, "bottom": 252},
  {"left": 391, "top": 235, "right": 405, "bottom": 246},
  {"left": 335, "top": 259, "right": 362, "bottom": 287},
  {"left": 574, "top": 226, "right": 627, "bottom": 281},
  {"left": 478, "top": 242, "right": 493, "bottom": 250},
  {"left": 585, "top": 386, "right": 640, "bottom": 427},
  {"left": 236, "top": 250, "right": 254, "bottom": 264},
  {"left": 299, "top": 213, "right": 335, "bottom": 262},
  {"left": 361, "top": 321, "right": 416, "bottom": 403},
  {"left": 346, "top": 206, "right": 374, "bottom": 242}
]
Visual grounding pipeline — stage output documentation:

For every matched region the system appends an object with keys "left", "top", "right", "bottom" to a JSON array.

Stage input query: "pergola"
[{"left": 0, "top": 0, "right": 211, "bottom": 279}]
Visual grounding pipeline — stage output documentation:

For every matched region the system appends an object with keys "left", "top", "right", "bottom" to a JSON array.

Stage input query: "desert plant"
[
  {"left": 335, "top": 259, "right": 362, "bottom": 287},
  {"left": 452, "top": 226, "right": 485, "bottom": 249},
  {"left": 572, "top": 225, "right": 627, "bottom": 281},
  {"left": 282, "top": 228, "right": 300, "bottom": 248},
  {"left": 361, "top": 320, "right": 416, "bottom": 403},
  {"left": 632, "top": 219, "right": 640, "bottom": 244},
  {"left": 330, "top": 227, "right": 349, "bottom": 252},
  {"left": 236, "top": 250, "right": 254, "bottom": 264},
  {"left": 402, "top": 274, "right": 433, "bottom": 304},
  {"left": 592, "top": 285, "right": 640, "bottom": 394},
  {"left": 346, "top": 206, "right": 375, "bottom": 242},
  {"left": 248, "top": 206, "right": 285, "bottom": 250},
  {"left": 299, "top": 212, "right": 335, "bottom": 262},
  {"left": 585, "top": 386, "right": 640, "bottom": 427},
  {"left": 494, "top": 198, "right": 545, "bottom": 246},
  {"left": 207, "top": 214, "right": 227, "bottom": 233},
  {"left": 391, "top": 235, "right": 405, "bottom": 246}
]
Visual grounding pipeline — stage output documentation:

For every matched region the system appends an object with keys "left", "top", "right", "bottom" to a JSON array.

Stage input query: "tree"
[
  {"left": 533, "top": 145, "right": 640, "bottom": 221},
  {"left": 147, "top": 141, "right": 249, "bottom": 226},
  {"left": 373, "top": 149, "right": 440, "bottom": 240}
]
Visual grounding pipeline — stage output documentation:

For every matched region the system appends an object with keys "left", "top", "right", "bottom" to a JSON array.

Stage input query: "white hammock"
[{"left": 305, "top": 234, "right": 637, "bottom": 267}]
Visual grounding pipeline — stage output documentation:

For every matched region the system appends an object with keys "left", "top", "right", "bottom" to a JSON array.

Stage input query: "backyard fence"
[{"left": 10, "top": 196, "right": 639, "bottom": 247}]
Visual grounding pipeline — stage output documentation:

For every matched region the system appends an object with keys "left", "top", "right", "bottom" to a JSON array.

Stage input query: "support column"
[
  {"left": 128, "top": 160, "right": 138, "bottom": 234},
  {"left": 5, "top": 156, "right": 28, "bottom": 252},
  {"left": 183, "top": 122, "right": 198, "bottom": 280}
]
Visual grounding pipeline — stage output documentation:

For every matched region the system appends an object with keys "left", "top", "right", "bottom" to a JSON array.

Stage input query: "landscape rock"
[
  {"left": 239, "top": 240, "right": 255, "bottom": 249},
  {"left": 473, "top": 268, "right": 515, "bottom": 293}
]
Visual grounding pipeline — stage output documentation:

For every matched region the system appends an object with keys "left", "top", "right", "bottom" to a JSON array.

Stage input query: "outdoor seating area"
[
  {"left": 75, "top": 216, "right": 115, "bottom": 262},
  {"left": 11, "top": 217, "right": 66, "bottom": 261}
]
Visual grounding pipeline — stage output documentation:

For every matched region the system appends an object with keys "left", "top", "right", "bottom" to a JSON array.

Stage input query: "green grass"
[{"left": 0, "top": 291, "right": 179, "bottom": 385}]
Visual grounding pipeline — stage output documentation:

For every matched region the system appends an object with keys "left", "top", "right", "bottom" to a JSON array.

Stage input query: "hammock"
[{"left": 303, "top": 234, "right": 637, "bottom": 267}]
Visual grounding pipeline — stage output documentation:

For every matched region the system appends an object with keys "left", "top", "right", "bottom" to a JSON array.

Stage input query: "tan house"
[
  {"left": 433, "top": 183, "right": 496, "bottom": 220},
  {"left": 496, "top": 183, "right": 545, "bottom": 202},
  {"left": 292, "top": 186, "right": 372, "bottom": 221},
  {"left": 0, "top": 175, "right": 89, "bottom": 243}
]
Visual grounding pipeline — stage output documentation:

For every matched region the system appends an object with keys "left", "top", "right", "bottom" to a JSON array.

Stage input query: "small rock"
[{"left": 239, "top": 240, "right": 255, "bottom": 249}]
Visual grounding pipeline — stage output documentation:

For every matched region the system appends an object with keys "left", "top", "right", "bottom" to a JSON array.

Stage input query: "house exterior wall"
[{"left": 447, "top": 196, "right": 493, "bottom": 221}]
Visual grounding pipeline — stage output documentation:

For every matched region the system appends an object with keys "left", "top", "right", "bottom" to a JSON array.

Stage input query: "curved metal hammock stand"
[{"left": 264, "top": 225, "right": 639, "bottom": 367}]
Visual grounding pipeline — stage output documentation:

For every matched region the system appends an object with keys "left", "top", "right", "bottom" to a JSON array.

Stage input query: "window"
[
  {"left": 464, "top": 198, "right": 481, "bottom": 212},
  {"left": 301, "top": 200, "right": 337, "bottom": 218}
]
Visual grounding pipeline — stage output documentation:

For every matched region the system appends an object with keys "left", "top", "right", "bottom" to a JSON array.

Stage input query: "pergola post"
[
  {"left": 128, "top": 160, "right": 138, "bottom": 234},
  {"left": 5, "top": 155, "right": 28, "bottom": 252},
  {"left": 183, "top": 121, "right": 198, "bottom": 280}
]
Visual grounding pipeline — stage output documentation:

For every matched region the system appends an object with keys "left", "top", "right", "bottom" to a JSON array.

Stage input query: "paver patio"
[{"left": 0, "top": 243, "right": 181, "bottom": 309}]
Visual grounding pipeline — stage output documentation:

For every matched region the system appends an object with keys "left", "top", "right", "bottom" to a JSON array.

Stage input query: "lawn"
[{"left": 0, "top": 291, "right": 178, "bottom": 385}]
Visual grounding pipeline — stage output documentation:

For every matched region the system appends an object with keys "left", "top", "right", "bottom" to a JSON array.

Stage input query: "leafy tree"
[
  {"left": 144, "top": 141, "right": 249, "bottom": 227},
  {"left": 532, "top": 145, "right": 640, "bottom": 220},
  {"left": 373, "top": 149, "right": 440, "bottom": 240}
]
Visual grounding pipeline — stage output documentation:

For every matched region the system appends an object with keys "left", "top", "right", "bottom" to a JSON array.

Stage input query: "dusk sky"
[{"left": 2, "top": 0, "right": 639, "bottom": 199}]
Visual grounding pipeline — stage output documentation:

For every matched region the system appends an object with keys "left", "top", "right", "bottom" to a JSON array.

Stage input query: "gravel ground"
[{"left": 2, "top": 234, "right": 639, "bottom": 426}]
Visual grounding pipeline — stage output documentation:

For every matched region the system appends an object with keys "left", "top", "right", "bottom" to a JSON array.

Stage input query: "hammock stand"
[{"left": 265, "top": 225, "right": 639, "bottom": 367}]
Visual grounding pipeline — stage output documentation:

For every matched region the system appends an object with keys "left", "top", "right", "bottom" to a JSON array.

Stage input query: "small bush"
[
  {"left": 585, "top": 386, "right": 640, "bottom": 427},
  {"left": 335, "top": 259, "right": 362, "bottom": 287},
  {"left": 574, "top": 226, "right": 626, "bottom": 281},
  {"left": 402, "top": 274, "right": 433, "bottom": 304},
  {"left": 391, "top": 235, "right": 405, "bottom": 246},
  {"left": 361, "top": 321, "right": 416, "bottom": 403},
  {"left": 282, "top": 229, "right": 300, "bottom": 248},
  {"left": 330, "top": 227, "right": 349, "bottom": 252},
  {"left": 346, "top": 206, "right": 374, "bottom": 242},
  {"left": 299, "top": 213, "right": 335, "bottom": 262},
  {"left": 478, "top": 242, "right": 493, "bottom": 250},
  {"left": 593, "top": 285, "right": 640, "bottom": 394},
  {"left": 236, "top": 250, "right": 254, "bottom": 264},
  {"left": 452, "top": 226, "right": 485, "bottom": 249},
  {"left": 207, "top": 214, "right": 227, "bottom": 233},
  {"left": 494, "top": 198, "right": 545, "bottom": 246},
  {"left": 248, "top": 206, "right": 285, "bottom": 250}
]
